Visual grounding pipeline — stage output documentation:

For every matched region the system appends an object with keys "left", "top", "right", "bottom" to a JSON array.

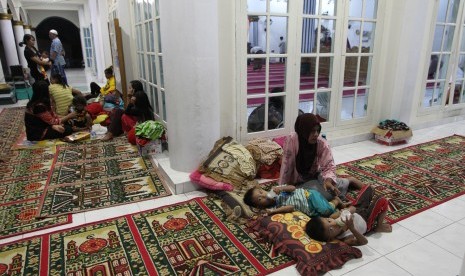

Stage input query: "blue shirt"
[{"left": 50, "top": 38, "right": 66, "bottom": 66}]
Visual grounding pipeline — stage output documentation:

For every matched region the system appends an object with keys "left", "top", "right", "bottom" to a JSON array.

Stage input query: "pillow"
[
  {"left": 250, "top": 211, "right": 362, "bottom": 276},
  {"left": 190, "top": 170, "right": 234, "bottom": 191}
]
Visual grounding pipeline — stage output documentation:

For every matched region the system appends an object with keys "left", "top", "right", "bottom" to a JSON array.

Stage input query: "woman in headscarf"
[{"left": 278, "top": 113, "right": 364, "bottom": 200}]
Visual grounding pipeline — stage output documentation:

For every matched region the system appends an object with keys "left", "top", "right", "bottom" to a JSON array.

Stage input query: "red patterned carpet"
[
  {"left": 0, "top": 197, "right": 294, "bottom": 275},
  {"left": 337, "top": 135, "right": 465, "bottom": 223}
]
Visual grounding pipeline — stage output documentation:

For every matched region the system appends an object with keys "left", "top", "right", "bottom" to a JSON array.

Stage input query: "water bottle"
[{"left": 335, "top": 209, "right": 351, "bottom": 227}]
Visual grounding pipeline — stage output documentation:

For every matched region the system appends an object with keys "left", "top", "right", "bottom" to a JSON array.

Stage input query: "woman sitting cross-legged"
[
  {"left": 102, "top": 82, "right": 154, "bottom": 141},
  {"left": 24, "top": 81, "right": 75, "bottom": 141}
]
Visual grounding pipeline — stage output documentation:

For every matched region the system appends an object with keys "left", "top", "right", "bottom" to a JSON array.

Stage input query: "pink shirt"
[{"left": 278, "top": 132, "right": 337, "bottom": 185}]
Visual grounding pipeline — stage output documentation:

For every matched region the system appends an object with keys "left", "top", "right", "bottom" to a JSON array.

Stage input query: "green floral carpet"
[
  {"left": 338, "top": 134, "right": 465, "bottom": 223},
  {"left": 0, "top": 197, "right": 293, "bottom": 275},
  {"left": 38, "top": 138, "right": 172, "bottom": 217},
  {"left": 0, "top": 107, "right": 71, "bottom": 239}
]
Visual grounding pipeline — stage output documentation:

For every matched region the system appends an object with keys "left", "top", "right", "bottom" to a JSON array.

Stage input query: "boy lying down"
[{"left": 244, "top": 185, "right": 391, "bottom": 246}]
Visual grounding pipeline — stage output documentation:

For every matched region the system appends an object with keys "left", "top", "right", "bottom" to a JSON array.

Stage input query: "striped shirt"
[
  {"left": 275, "top": 188, "right": 335, "bottom": 217},
  {"left": 49, "top": 84, "right": 74, "bottom": 116}
]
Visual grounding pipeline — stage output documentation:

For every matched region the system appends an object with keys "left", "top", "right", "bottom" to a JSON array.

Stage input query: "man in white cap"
[{"left": 49, "top": 29, "right": 68, "bottom": 84}]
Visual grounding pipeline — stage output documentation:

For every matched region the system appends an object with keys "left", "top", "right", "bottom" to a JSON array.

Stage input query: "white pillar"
[
  {"left": 12, "top": 20, "right": 27, "bottom": 68},
  {"left": 160, "top": 0, "right": 221, "bottom": 172},
  {"left": 0, "top": 13, "right": 20, "bottom": 73},
  {"left": 31, "top": 27, "right": 38, "bottom": 50},
  {"left": 23, "top": 24, "right": 31, "bottom": 34}
]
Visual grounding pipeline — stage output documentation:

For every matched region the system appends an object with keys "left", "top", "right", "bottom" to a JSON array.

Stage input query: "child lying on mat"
[
  {"left": 305, "top": 185, "right": 392, "bottom": 246},
  {"left": 243, "top": 185, "right": 349, "bottom": 218}
]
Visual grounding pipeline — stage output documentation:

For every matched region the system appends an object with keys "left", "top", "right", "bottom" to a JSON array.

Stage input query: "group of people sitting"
[
  {"left": 243, "top": 113, "right": 392, "bottom": 246},
  {"left": 24, "top": 65, "right": 154, "bottom": 144}
]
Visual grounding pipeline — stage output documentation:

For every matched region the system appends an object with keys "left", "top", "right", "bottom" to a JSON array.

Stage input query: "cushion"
[
  {"left": 190, "top": 170, "right": 234, "bottom": 191},
  {"left": 246, "top": 138, "right": 283, "bottom": 166},
  {"left": 250, "top": 211, "right": 362, "bottom": 276}
]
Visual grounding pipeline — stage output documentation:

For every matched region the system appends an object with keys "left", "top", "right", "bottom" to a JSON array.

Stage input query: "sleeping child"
[
  {"left": 305, "top": 185, "right": 392, "bottom": 246},
  {"left": 243, "top": 185, "right": 349, "bottom": 218}
]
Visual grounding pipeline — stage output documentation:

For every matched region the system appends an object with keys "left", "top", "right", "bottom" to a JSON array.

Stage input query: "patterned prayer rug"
[
  {"left": 0, "top": 197, "right": 293, "bottom": 275},
  {"left": 338, "top": 135, "right": 465, "bottom": 223},
  {"left": 0, "top": 107, "right": 72, "bottom": 239},
  {"left": 38, "top": 138, "right": 172, "bottom": 217}
]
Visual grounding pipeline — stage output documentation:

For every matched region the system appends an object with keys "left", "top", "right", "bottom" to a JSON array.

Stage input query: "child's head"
[
  {"left": 243, "top": 187, "right": 274, "bottom": 209},
  {"left": 41, "top": 50, "right": 49, "bottom": 58},
  {"left": 305, "top": 217, "right": 342, "bottom": 242},
  {"left": 72, "top": 96, "right": 87, "bottom": 113},
  {"left": 104, "top": 66, "right": 114, "bottom": 79}
]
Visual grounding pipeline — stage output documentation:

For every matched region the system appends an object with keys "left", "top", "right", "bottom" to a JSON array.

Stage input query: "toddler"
[
  {"left": 243, "top": 185, "right": 348, "bottom": 218},
  {"left": 305, "top": 185, "right": 392, "bottom": 246},
  {"left": 65, "top": 95, "right": 92, "bottom": 131}
]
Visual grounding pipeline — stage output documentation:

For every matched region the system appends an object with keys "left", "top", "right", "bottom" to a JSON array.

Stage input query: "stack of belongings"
[
  {"left": 371, "top": 119, "right": 413, "bottom": 146},
  {"left": 245, "top": 138, "right": 283, "bottom": 179},
  {"left": 135, "top": 120, "right": 166, "bottom": 155}
]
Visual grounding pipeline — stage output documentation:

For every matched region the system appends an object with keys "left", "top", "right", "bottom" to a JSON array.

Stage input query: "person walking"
[{"left": 49, "top": 29, "right": 68, "bottom": 85}]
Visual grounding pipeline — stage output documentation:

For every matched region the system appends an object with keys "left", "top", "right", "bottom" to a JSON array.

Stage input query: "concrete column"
[
  {"left": 31, "top": 27, "right": 38, "bottom": 50},
  {"left": 23, "top": 24, "right": 31, "bottom": 34},
  {"left": 0, "top": 14, "right": 20, "bottom": 73},
  {"left": 160, "top": 0, "right": 221, "bottom": 172},
  {"left": 12, "top": 20, "right": 27, "bottom": 68}
]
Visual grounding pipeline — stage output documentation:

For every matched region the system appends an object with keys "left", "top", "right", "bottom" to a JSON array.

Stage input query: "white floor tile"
[
  {"left": 84, "top": 202, "right": 140, "bottom": 223},
  {"left": 365, "top": 223, "right": 420, "bottom": 255},
  {"left": 136, "top": 194, "right": 188, "bottom": 211},
  {"left": 329, "top": 245, "right": 382, "bottom": 276},
  {"left": 342, "top": 257, "right": 411, "bottom": 276},
  {"left": 386, "top": 238, "right": 462, "bottom": 276},
  {"left": 430, "top": 197, "right": 465, "bottom": 222},
  {"left": 397, "top": 209, "right": 454, "bottom": 237},
  {"left": 425, "top": 222, "right": 465, "bottom": 258}
]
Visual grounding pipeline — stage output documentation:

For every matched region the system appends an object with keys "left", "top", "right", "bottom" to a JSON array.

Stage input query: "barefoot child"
[
  {"left": 243, "top": 185, "right": 348, "bottom": 218},
  {"left": 305, "top": 185, "right": 392, "bottom": 246}
]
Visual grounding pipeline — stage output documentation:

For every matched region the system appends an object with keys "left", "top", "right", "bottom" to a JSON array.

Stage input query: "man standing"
[{"left": 49, "top": 29, "right": 68, "bottom": 84}]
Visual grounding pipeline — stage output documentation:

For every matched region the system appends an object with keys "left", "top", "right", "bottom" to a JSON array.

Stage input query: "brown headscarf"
[{"left": 294, "top": 113, "right": 322, "bottom": 177}]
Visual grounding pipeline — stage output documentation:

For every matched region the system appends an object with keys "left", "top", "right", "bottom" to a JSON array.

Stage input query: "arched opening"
[{"left": 36, "top": 16, "right": 83, "bottom": 68}]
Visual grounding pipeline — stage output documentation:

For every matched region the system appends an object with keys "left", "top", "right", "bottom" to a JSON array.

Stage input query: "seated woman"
[
  {"left": 49, "top": 73, "right": 82, "bottom": 116},
  {"left": 87, "top": 66, "right": 115, "bottom": 99},
  {"left": 24, "top": 81, "right": 75, "bottom": 141},
  {"left": 102, "top": 81, "right": 154, "bottom": 141},
  {"left": 279, "top": 113, "right": 364, "bottom": 200}
]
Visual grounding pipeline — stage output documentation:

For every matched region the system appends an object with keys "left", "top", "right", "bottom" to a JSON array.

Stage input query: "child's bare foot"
[
  {"left": 102, "top": 132, "right": 113, "bottom": 141},
  {"left": 375, "top": 223, "right": 392, "bottom": 233}
]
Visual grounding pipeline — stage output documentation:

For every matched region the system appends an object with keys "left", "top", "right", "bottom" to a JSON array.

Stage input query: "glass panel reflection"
[
  {"left": 248, "top": 58, "right": 267, "bottom": 95},
  {"left": 161, "top": 89, "right": 167, "bottom": 121},
  {"left": 269, "top": 58, "right": 286, "bottom": 92},
  {"left": 270, "top": 16, "right": 288, "bottom": 55},
  {"left": 320, "top": 19, "right": 335, "bottom": 52},
  {"left": 316, "top": 91, "right": 330, "bottom": 121},
  {"left": 344, "top": 56, "right": 358, "bottom": 85},
  {"left": 247, "top": 0, "right": 266, "bottom": 13},
  {"left": 433, "top": 25, "right": 445, "bottom": 52},
  {"left": 438, "top": 54, "right": 450, "bottom": 79},
  {"left": 364, "top": 0, "right": 378, "bottom": 19},
  {"left": 362, "top": 22, "right": 375, "bottom": 51},
  {"left": 437, "top": 0, "right": 448, "bottom": 22},
  {"left": 349, "top": 0, "right": 362, "bottom": 18},
  {"left": 354, "top": 89, "right": 368, "bottom": 118},
  {"left": 321, "top": 0, "right": 335, "bottom": 16},
  {"left": 301, "top": 18, "right": 319, "bottom": 53},
  {"left": 446, "top": 0, "right": 459, "bottom": 23},
  {"left": 317, "top": 56, "right": 332, "bottom": 88},
  {"left": 270, "top": 0, "right": 288, "bottom": 13},
  {"left": 347, "top": 21, "right": 361, "bottom": 50},
  {"left": 303, "top": 0, "right": 318, "bottom": 15},
  {"left": 248, "top": 16, "right": 267, "bottom": 54},
  {"left": 443, "top": 25, "right": 455, "bottom": 51},
  {"left": 359, "top": 56, "right": 371, "bottom": 85},
  {"left": 159, "top": 56, "right": 164, "bottom": 87},
  {"left": 299, "top": 93, "right": 314, "bottom": 114}
]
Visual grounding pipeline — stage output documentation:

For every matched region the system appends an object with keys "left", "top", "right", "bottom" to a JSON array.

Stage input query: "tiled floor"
[{"left": 1, "top": 69, "right": 465, "bottom": 275}]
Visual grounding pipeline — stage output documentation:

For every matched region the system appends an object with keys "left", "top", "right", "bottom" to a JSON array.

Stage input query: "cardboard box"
[
  {"left": 138, "top": 139, "right": 162, "bottom": 156},
  {"left": 371, "top": 127, "right": 412, "bottom": 146},
  {"left": 63, "top": 131, "right": 90, "bottom": 143}
]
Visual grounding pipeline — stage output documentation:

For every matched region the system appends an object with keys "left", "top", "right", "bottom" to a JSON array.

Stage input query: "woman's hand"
[
  {"left": 52, "top": 125, "right": 65, "bottom": 133},
  {"left": 324, "top": 179, "right": 340, "bottom": 196}
]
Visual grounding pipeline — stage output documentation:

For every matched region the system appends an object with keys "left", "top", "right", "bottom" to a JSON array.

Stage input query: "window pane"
[
  {"left": 354, "top": 89, "right": 368, "bottom": 118},
  {"left": 299, "top": 93, "right": 314, "bottom": 113},
  {"left": 359, "top": 56, "right": 371, "bottom": 85},
  {"left": 320, "top": 19, "right": 335, "bottom": 52},
  {"left": 349, "top": 0, "right": 363, "bottom": 18},
  {"left": 247, "top": 0, "right": 266, "bottom": 13},
  {"left": 145, "top": 23, "right": 150, "bottom": 52},
  {"left": 152, "top": 55, "right": 157, "bottom": 84},
  {"left": 341, "top": 88, "right": 355, "bottom": 120},
  {"left": 270, "top": 0, "right": 288, "bottom": 13},
  {"left": 347, "top": 21, "right": 361, "bottom": 50},
  {"left": 321, "top": 0, "right": 336, "bottom": 16},
  {"left": 270, "top": 16, "right": 287, "bottom": 55},
  {"left": 157, "top": 19, "right": 162, "bottom": 53},
  {"left": 438, "top": 54, "right": 450, "bottom": 79},
  {"left": 433, "top": 25, "right": 445, "bottom": 52},
  {"left": 155, "top": 0, "right": 160, "bottom": 16},
  {"left": 344, "top": 56, "right": 358, "bottom": 84},
  {"left": 161, "top": 89, "right": 167, "bottom": 121},
  {"left": 437, "top": 0, "right": 448, "bottom": 22},
  {"left": 303, "top": 0, "right": 318, "bottom": 15},
  {"left": 301, "top": 18, "right": 318, "bottom": 53},
  {"left": 443, "top": 25, "right": 455, "bottom": 51},
  {"left": 364, "top": 0, "right": 378, "bottom": 19},
  {"left": 446, "top": 0, "right": 459, "bottom": 23},
  {"left": 248, "top": 16, "right": 267, "bottom": 53},
  {"left": 159, "top": 56, "right": 164, "bottom": 87},
  {"left": 300, "top": 57, "right": 316, "bottom": 90},
  {"left": 269, "top": 95, "right": 285, "bottom": 129},
  {"left": 248, "top": 57, "right": 267, "bottom": 94},
  {"left": 316, "top": 91, "right": 330, "bottom": 121},
  {"left": 247, "top": 97, "right": 266, "bottom": 132},
  {"left": 461, "top": 27, "right": 465, "bottom": 52},
  {"left": 362, "top": 22, "right": 375, "bottom": 51},
  {"left": 153, "top": 86, "right": 160, "bottom": 114},
  {"left": 269, "top": 58, "right": 286, "bottom": 91},
  {"left": 317, "top": 56, "right": 332, "bottom": 88},
  {"left": 147, "top": 55, "right": 153, "bottom": 83}
]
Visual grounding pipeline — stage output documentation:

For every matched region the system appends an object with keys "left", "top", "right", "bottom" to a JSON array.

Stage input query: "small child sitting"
[
  {"left": 65, "top": 95, "right": 92, "bottom": 131},
  {"left": 243, "top": 185, "right": 348, "bottom": 218},
  {"left": 305, "top": 185, "right": 392, "bottom": 246},
  {"left": 100, "top": 89, "right": 124, "bottom": 110}
]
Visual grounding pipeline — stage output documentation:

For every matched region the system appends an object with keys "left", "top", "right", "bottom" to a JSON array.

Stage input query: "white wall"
[{"left": 27, "top": 9, "right": 80, "bottom": 28}]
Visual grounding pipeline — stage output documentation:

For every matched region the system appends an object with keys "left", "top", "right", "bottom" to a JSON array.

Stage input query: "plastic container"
[
  {"left": 335, "top": 209, "right": 351, "bottom": 227},
  {"left": 266, "top": 190, "right": 277, "bottom": 199}
]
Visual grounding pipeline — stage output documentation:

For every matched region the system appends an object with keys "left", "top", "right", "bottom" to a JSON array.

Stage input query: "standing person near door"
[
  {"left": 279, "top": 36, "right": 286, "bottom": 63},
  {"left": 49, "top": 29, "right": 68, "bottom": 85}
]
